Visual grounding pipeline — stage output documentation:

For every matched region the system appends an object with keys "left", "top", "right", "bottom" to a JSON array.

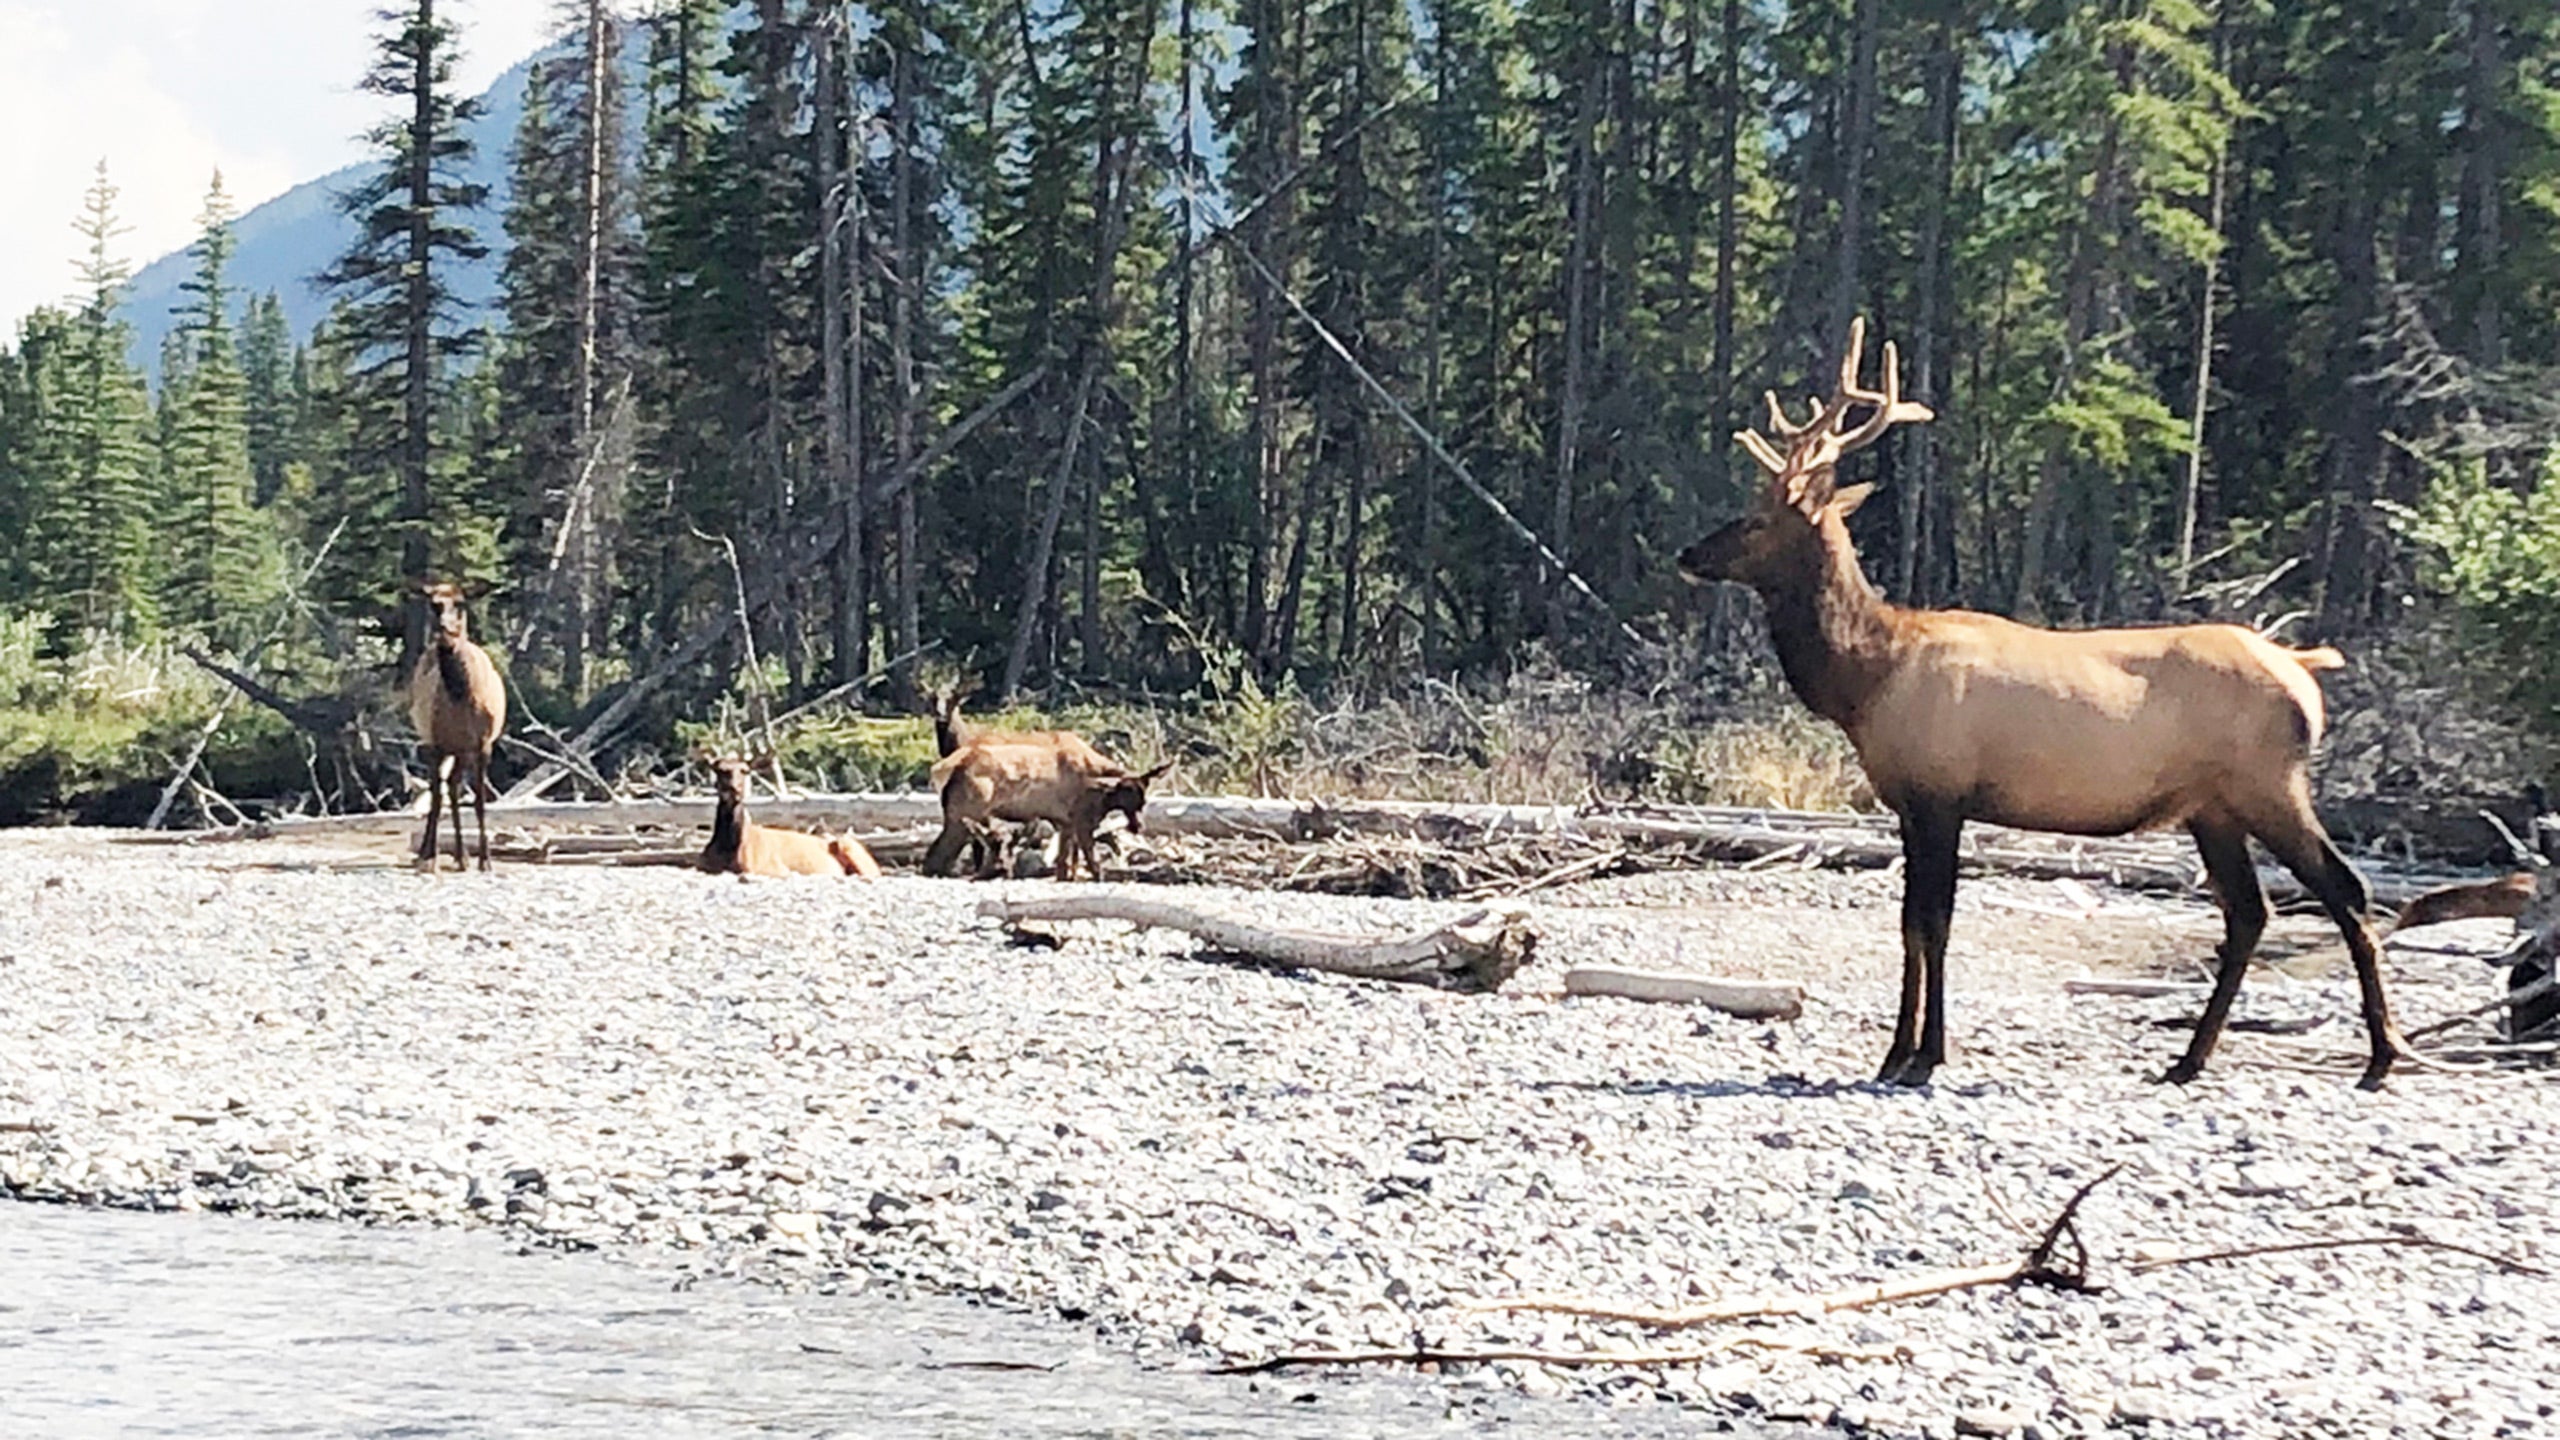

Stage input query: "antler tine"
[
  {"left": 1763, "top": 390, "right": 1811, "bottom": 439},
  {"left": 1834, "top": 316, "right": 1869, "bottom": 405},
  {"left": 1736, "top": 428, "right": 1788, "bottom": 474},
  {"left": 1835, "top": 338, "right": 1938, "bottom": 455}
]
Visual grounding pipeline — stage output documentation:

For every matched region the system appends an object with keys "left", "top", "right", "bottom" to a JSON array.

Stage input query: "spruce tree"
[
  {"left": 237, "top": 291, "right": 300, "bottom": 508},
  {"left": 51, "top": 162, "right": 160, "bottom": 636},
  {"left": 159, "top": 172, "right": 273, "bottom": 637},
  {"left": 316, "top": 0, "right": 490, "bottom": 659}
]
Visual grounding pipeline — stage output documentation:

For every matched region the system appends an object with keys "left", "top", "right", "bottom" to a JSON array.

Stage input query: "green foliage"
[
  {"left": 0, "top": 611, "right": 288, "bottom": 823},
  {"left": 313, "top": 0, "right": 492, "bottom": 634},
  {"left": 2401, "top": 453, "right": 2560, "bottom": 724},
  {"left": 158, "top": 173, "right": 281, "bottom": 641}
]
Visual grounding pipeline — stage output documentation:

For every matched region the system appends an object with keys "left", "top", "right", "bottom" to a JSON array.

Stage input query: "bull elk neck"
[{"left": 1677, "top": 316, "right": 2407, "bottom": 1090}]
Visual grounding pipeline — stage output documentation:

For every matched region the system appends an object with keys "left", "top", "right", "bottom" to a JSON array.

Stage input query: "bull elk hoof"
[
  {"left": 2355, "top": 1051, "right": 2400, "bottom": 1092},
  {"left": 1873, "top": 1051, "right": 1934, "bottom": 1088},
  {"left": 2157, "top": 1059, "right": 2205, "bottom": 1086}
]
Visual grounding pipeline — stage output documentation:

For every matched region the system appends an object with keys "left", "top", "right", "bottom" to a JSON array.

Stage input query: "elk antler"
[{"left": 1734, "top": 317, "right": 1936, "bottom": 492}]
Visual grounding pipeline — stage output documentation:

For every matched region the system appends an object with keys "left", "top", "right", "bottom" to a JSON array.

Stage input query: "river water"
[{"left": 2, "top": 1203, "right": 1769, "bottom": 1438}]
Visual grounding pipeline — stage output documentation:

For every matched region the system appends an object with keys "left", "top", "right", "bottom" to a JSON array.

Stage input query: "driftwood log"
[
  {"left": 155, "top": 790, "right": 2506, "bottom": 912},
  {"left": 1562, "top": 966, "right": 1804, "bottom": 1019},
  {"left": 975, "top": 892, "right": 1533, "bottom": 992}
]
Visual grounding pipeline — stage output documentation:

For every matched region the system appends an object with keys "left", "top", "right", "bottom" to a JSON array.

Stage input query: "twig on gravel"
[
  {"left": 1209, "top": 1334, "right": 1908, "bottom": 1376},
  {"left": 1470, "top": 1167, "right": 2120, "bottom": 1329},
  {"left": 2406, "top": 970, "right": 2560, "bottom": 1043},
  {"left": 2128, "top": 1233, "right": 2546, "bottom": 1278}
]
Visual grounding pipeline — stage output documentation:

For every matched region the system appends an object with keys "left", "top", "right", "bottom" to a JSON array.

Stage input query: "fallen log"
[
  {"left": 975, "top": 892, "right": 1533, "bottom": 992},
  {"left": 144, "top": 791, "right": 2480, "bottom": 907},
  {"left": 1562, "top": 966, "right": 1804, "bottom": 1020}
]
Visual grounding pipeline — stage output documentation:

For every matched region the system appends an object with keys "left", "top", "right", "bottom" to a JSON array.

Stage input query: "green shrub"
[{"left": 2400, "top": 451, "right": 2560, "bottom": 728}]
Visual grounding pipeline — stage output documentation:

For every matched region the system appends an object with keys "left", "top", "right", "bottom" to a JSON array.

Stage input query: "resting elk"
[
  {"left": 699, "top": 754, "right": 881, "bottom": 878},
  {"left": 926, "top": 727, "right": 1171, "bottom": 882},
  {"left": 409, "top": 581, "right": 507, "bottom": 872},
  {"left": 1677, "top": 318, "right": 2408, "bottom": 1089},
  {"left": 2387, "top": 794, "right": 2557, "bottom": 934}
]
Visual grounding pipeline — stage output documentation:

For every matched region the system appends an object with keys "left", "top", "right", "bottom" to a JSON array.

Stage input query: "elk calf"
[
  {"left": 699, "top": 754, "right": 881, "bottom": 879},
  {"left": 1678, "top": 319, "right": 2408, "bottom": 1089},
  {"left": 925, "top": 732, "right": 1169, "bottom": 881},
  {"left": 408, "top": 582, "right": 507, "bottom": 872}
]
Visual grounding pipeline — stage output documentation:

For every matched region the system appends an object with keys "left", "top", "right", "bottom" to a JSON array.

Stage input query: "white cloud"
[{"left": 0, "top": 0, "right": 555, "bottom": 335}]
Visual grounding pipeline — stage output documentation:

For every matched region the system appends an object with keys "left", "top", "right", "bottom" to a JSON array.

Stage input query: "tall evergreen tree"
[
  {"left": 316, "top": 0, "right": 491, "bottom": 660},
  {"left": 237, "top": 291, "right": 300, "bottom": 508},
  {"left": 158, "top": 172, "right": 274, "bottom": 637},
  {"left": 50, "top": 162, "right": 160, "bottom": 636}
]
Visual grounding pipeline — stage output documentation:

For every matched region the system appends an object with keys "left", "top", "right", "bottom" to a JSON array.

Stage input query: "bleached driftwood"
[
  {"left": 975, "top": 891, "right": 1533, "bottom": 992},
  {"left": 147, "top": 790, "right": 2477, "bottom": 907},
  {"left": 2062, "top": 978, "right": 2211, "bottom": 999},
  {"left": 1562, "top": 966, "right": 1804, "bottom": 1020}
]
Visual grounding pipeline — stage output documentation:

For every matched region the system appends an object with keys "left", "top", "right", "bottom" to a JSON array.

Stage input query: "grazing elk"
[
  {"left": 925, "top": 729, "right": 1171, "bottom": 881},
  {"left": 1677, "top": 318, "right": 2409, "bottom": 1089},
  {"left": 409, "top": 582, "right": 507, "bottom": 872},
  {"left": 699, "top": 754, "right": 882, "bottom": 879}
]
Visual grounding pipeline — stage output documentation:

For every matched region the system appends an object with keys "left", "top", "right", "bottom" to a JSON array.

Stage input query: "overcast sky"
[{"left": 0, "top": 0, "right": 554, "bottom": 335}]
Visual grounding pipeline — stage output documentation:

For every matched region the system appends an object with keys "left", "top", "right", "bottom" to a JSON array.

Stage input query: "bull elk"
[
  {"left": 408, "top": 581, "right": 506, "bottom": 872},
  {"left": 1677, "top": 318, "right": 2408, "bottom": 1089},
  {"left": 699, "top": 753, "right": 881, "bottom": 879}
]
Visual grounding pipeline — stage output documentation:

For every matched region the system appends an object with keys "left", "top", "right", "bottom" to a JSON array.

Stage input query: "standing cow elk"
[
  {"left": 409, "top": 581, "right": 507, "bottom": 872},
  {"left": 926, "top": 730, "right": 1171, "bottom": 882},
  {"left": 1677, "top": 318, "right": 2408, "bottom": 1089},
  {"left": 699, "top": 754, "right": 882, "bottom": 879}
]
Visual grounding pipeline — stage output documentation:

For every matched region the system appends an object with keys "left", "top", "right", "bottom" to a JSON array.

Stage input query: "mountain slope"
[{"left": 122, "top": 48, "right": 542, "bottom": 369}]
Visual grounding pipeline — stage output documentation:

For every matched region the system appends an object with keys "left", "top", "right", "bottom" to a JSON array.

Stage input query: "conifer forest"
[{"left": 3, "top": 0, "right": 2559, "bottom": 818}]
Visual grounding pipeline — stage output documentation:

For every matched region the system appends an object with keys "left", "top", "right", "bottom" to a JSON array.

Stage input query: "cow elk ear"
[{"left": 1831, "top": 481, "right": 1876, "bottom": 519}]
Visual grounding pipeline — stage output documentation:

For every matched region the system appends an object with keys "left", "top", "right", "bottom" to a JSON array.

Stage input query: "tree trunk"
[
  {"left": 2456, "top": 0, "right": 2505, "bottom": 365},
  {"left": 1002, "top": 360, "right": 1099, "bottom": 696},
  {"left": 1709, "top": 0, "right": 1742, "bottom": 512},
  {"left": 1830, "top": 0, "right": 1878, "bottom": 343},
  {"left": 399, "top": 0, "right": 440, "bottom": 671},
  {"left": 1552, "top": 36, "right": 1597, "bottom": 640},
  {"left": 1897, "top": 18, "right": 1957, "bottom": 604},
  {"left": 890, "top": 34, "right": 922, "bottom": 705},
  {"left": 2012, "top": 47, "right": 2126, "bottom": 621},
  {"left": 816, "top": 12, "right": 861, "bottom": 685},
  {"left": 2175, "top": 14, "right": 2233, "bottom": 593},
  {"left": 562, "top": 0, "right": 609, "bottom": 701}
]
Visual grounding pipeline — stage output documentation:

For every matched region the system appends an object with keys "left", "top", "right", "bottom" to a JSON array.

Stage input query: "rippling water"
[{"left": 3, "top": 1204, "right": 1772, "bottom": 1438}]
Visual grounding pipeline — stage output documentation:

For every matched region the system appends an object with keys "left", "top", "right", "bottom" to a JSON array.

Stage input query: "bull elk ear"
[
  {"left": 1138, "top": 761, "right": 1174, "bottom": 785},
  {"left": 1831, "top": 482, "right": 1877, "bottom": 518}
]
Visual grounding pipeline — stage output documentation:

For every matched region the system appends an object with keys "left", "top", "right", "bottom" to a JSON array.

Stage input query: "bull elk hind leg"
[{"left": 2173, "top": 786, "right": 2407, "bottom": 1090}]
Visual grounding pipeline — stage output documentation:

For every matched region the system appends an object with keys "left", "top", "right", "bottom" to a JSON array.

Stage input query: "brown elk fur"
[
  {"left": 407, "top": 582, "right": 507, "bottom": 872},
  {"left": 925, "top": 733, "right": 1170, "bottom": 881},
  {"left": 1677, "top": 318, "right": 2407, "bottom": 1089},
  {"left": 2389, "top": 873, "right": 2539, "bottom": 933},
  {"left": 698, "top": 755, "right": 881, "bottom": 879}
]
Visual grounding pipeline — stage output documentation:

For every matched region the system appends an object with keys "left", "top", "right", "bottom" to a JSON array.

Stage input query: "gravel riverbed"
[{"left": 3, "top": 828, "right": 2553, "bottom": 1437}]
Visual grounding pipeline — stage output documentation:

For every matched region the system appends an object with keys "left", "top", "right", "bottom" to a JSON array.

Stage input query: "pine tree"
[
  {"left": 494, "top": 0, "right": 632, "bottom": 700},
  {"left": 158, "top": 172, "right": 274, "bottom": 637},
  {"left": 316, "top": 0, "right": 490, "bottom": 659},
  {"left": 237, "top": 291, "right": 300, "bottom": 508},
  {"left": 50, "top": 161, "right": 160, "bottom": 636}
]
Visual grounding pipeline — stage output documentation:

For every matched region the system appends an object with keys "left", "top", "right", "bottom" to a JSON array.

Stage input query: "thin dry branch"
[
  {"left": 1209, "top": 1335, "right": 1907, "bottom": 1376},
  {"left": 2127, "top": 1233, "right": 2546, "bottom": 1278},
  {"left": 1468, "top": 1166, "right": 2122, "bottom": 1329}
]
